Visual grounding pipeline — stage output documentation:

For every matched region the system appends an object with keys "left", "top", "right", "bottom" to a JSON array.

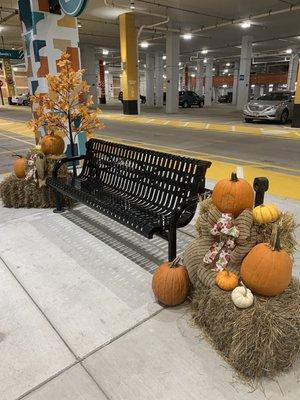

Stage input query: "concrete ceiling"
[{"left": 1, "top": 0, "right": 300, "bottom": 69}]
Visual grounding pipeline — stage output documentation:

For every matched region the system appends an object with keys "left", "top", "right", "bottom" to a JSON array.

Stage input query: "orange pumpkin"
[
  {"left": 41, "top": 133, "right": 65, "bottom": 155},
  {"left": 13, "top": 156, "right": 26, "bottom": 178},
  {"left": 240, "top": 230, "right": 292, "bottom": 296},
  {"left": 152, "top": 258, "right": 190, "bottom": 306},
  {"left": 212, "top": 172, "right": 254, "bottom": 217},
  {"left": 215, "top": 269, "right": 239, "bottom": 291}
]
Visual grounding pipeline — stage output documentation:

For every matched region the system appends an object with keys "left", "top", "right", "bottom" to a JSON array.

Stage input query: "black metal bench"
[{"left": 47, "top": 138, "right": 269, "bottom": 261}]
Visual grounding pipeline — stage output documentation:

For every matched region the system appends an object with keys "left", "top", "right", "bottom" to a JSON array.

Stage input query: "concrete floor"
[{"left": 0, "top": 191, "right": 299, "bottom": 400}]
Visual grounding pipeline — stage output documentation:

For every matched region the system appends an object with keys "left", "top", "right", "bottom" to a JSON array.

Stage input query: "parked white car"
[{"left": 11, "top": 93, "right": 30, "bottom": 106}]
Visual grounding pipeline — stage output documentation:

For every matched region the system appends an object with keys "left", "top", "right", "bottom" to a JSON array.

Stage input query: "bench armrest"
[
  {"left": 52, "top": 155, "right": 86, "bottom": 179},
  {"left": 170, "top": 196, "right": 199, "bottom": 223}
]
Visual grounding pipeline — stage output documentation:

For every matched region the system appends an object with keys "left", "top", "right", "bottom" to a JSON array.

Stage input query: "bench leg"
[
  {"left": 53, "top": 190, "right": 64, "bottom": 213},
  {"left": 168, "top": 223, "right": 177, "bottom": 262}
]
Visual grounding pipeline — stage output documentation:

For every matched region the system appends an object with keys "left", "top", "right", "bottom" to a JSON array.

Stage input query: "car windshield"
[{"left": 257, "top": 92, "right": 290, "bottom": 101}]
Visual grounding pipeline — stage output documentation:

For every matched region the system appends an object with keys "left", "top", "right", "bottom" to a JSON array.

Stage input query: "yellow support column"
[
  {"left": 292, "top": 63, "right": 300, "bottom": 127},
  {"left": 2, "top": 59, "right": 16, "bottom": 105},
  {"left": 119, "top": 13, "right": 138, "bottom": 114}
]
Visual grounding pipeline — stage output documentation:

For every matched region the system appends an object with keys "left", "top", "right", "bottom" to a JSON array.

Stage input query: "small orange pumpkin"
[
  {"left": 212, "top": 172, "right": 254, "bottom": 217},
  {"left": 152, "top": 258, "right": 190, "bottom": 306},
  {"left": 240, "top": 229, "right": 292, "bottom": 296},
  {"left": 13, "top": 156, "right": 26, "bottom": 178},
  {"left": 215, "top": 269, "right": 239, "bottom": 291},
  {"left": 41, "top": 133, "right": 65, "bottom": 155}
]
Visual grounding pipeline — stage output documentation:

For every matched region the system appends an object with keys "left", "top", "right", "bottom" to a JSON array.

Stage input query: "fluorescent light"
[
  {"left": 77, "top": 21, "right": 82, "bottom": 28},
  {"left": 105, "top": 70, "right": 109, "bottom": 74},
  {"left": 162, "top": 55, "right": 166, "bottom": 60},
  {"left": 222, "top": 84, "right": 228, "bottom": 88},
  {"left": 224, "top": 69, "right": 228, "bottom": 73},
  {"left": 201, "top": 49, "right": 208, "bottom": 54},
  {"left": 102, "top": 49, "right": 109, "bottom": 55},
  {"left": 286, "top": 48, "right": 292, "bottom": 54},
  {"left": 103, "top": 61, "right": 106, "bottom": 66},
  {"left": 163, "top": 74, "right": 167, "bottom": 79},
  {"left": 178, "top": 62, "right": 182, "bottom": 66},
  {"left": 183, "top": 33, "right": 192, "bottom": 40},
  {"left": 130, "top": 1, "right": 135, "bottom": 9},
  {"left": 191, "top": 73, "right": 196, "bottom": 77},
  {"left": 12, "top": 47, "right": 15, "bottom": 50},
  {"left": 241, "top": 21, "right": 251, "bottom": 29},
  {"left": 212, "top": 67, "right": 215, "bottom": 71},
  {"left": 226, "top": 62, "right": 230, "bottom": 66},
  {"left": 203, "top": 58, "right": 207, "bottom": 63},
  {"left": 140, "top": 41, "right": 149, "bottom": 48}
]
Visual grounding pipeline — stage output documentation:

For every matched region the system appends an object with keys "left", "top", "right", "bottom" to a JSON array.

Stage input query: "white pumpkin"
[{"left": 231, "top": 284, "right": 254, "bottom": 309}]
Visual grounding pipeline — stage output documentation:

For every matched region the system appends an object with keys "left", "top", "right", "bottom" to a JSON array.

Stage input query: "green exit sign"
[{"left": 0, "top": 49, "right": 24, "bottom": 59}]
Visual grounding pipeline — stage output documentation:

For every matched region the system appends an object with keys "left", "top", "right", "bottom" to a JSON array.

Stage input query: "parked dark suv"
[{"left": 179, "top": 91, "right": 204, "bottom": 108}]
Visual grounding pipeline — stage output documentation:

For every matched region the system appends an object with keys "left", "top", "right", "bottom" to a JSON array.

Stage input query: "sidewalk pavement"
[{"left": 0, "top": 175, "right": 299, "bottom": 400}]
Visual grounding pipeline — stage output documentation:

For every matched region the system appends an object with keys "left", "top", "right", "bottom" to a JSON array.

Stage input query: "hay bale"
[
  {"left": 192, "top": 278, "right": 300, "bottom": 380},
  {"left": 0, "top": 174, "right": 73, "bottom": 208}
]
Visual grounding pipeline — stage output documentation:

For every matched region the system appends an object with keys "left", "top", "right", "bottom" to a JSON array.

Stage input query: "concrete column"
[
  {"left": 119, "top": 13, "right": 138, "bottom": 114},
  {"left": 204, "top": 58, "right": 213, "bottom": 106},
  {"left": 287, "top": 54, "right": 299, "bottom": 91},
  {"left": 253, "top": 85, "right": 260, "bottom": 99},
  {"left": 184, "top": 65, "right": 189, "bottom": 90},
  {"left": 232, "top": 61, "right": 239, "bottom": 105},
  {"left": 18, "top": 0, "right": 80, "bottom": 142},
  {"left": 166, "top": 31, "right": 179, "bottom": 114},
  {"left": 196, "top": 59, "right": 204, "bottom": 96},
  {"left": 155, "top": 51, "right": 164, "bottom": 107},
  {"left": 81, "top": 45, "right": 98, "bottom": 106},
  {"left": 146, "top": 53, "right": 155, "bottom": 106},
  {"left": 98, "top": 59, "right": 106, "bottom": 104},
  {"left": 237, "top": 36, "right": 252, "bottom": 109}
]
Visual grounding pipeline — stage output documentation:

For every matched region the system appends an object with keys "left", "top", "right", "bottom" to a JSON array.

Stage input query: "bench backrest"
[{"left": 81, "top": 139, "right": 211, "bottom": 212}]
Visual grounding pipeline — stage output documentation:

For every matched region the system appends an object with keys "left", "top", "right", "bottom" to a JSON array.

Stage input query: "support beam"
[
  {"left": 292, "top": 64, "right": 300, "bottom": 127},
  {"left": 81, "top": 45, "right": 98, "bottom": 107},
  {"left": 119, "top": 12, "right": 138, "bottom": 114},
  {"left": 237, "top": 36, "right": 252, "bottom": 109},
  {"left": 287, "top": 53, "right": 299, "bottom": 91},
  {"left": 155, "top": 51, "right": 164, "bottom": 107},
  {"left": 146, "top": 53, "right": 155, "bottom": 107},
  {"left": 196, "top": 59, "right": 204, "bottom": 96},
  {"left": 232, "top": 61, "right": 239, "bottom": 105},
  {"left": 166, "top": 31, "right": 179, "bottom": 114},
  {"left": 204, "top": 58, "right": 213, "bottom": 106}
]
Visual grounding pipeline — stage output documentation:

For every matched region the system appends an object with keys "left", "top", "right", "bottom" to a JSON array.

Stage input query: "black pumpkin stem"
[{"left": 230, "top": 172, "right": 239, "bottom": 182}]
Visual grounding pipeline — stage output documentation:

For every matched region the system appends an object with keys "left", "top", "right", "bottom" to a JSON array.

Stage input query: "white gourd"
[{"left": 231, "top": 284, "right": 254, "bottom": 309}]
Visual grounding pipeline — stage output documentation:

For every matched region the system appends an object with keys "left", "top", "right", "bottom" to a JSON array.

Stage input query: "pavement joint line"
[
  {"left": 0, "top": 131, "right": 34, "bottom": 144},
  {"left": 80, "top": 364, "right": 112, "bottom": 400},
  {"left": 0, "top": 147, "right": 29, "bottom": 155}
]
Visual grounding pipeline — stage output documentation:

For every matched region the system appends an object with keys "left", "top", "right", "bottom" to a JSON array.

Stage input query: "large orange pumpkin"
[
  {"left": 152, "top": 258, "right": 190, "bottom": 306},
  {"left": 212, "top": 172, "right": 254, "bottom": 217},
  {"left": 240, "top": 231, "right": 292, "bottom": 296},
  {"left": 13, "top": 156, "right": 26, "bottom": 178},
  {"left": 41, "top": 133, "right": 65, "bottom": 155}
]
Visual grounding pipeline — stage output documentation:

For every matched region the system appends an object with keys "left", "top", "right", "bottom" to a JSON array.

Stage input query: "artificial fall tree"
[{"left": 29, "top": 51, "right": 104, "bottom": 175}]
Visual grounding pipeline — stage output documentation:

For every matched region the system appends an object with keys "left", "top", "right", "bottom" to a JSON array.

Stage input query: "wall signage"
[{"left": 59, "top": 0, "right": 89, "bottom": 17}]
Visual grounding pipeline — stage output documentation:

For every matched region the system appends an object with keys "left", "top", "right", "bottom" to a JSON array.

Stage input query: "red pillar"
[{"left": 99, "top": 59, "right": 106, "bottom": 104}]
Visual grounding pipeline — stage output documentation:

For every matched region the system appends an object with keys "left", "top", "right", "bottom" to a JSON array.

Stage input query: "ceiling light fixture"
[
  {"left": 77, "top": 21, "right": 82, "bottom": 28},
  {"left": 178, "top": 62, "right": 182, "bottom": 66},
  {"left": 224, "top": 68, "right": 229, "bottom": 73},
  {"left": 286, "top": 48, "right": 292, "bottom": 54},
  {"left": 102, "top": 49, "right": 109, "bottom": 55},
  {"left": 241, "top": 21, "right": 251, "bottom": 29},
  {"left": 183, "top": 33, "right": 192, "bottom": 40},
  {"left": 191, "top": 73, "right": 196, "bottom": 77},
  {"left": 201, "top": 49, "right": 208, "bottom": 54},
  {"left": 130, "top": 1, "right": 135, "bottom": 10},
  {"left": 140, "top": 41, "right": 149, "bottom": 48},
  {"left": 162, "top": 55, "right": 166, "bottom": 60},
  {"left": 203, "top": 58, "right": 207, "bottom": 63},
  {"left": 225, "top": 62, "right": 230, "bottom": 66}
]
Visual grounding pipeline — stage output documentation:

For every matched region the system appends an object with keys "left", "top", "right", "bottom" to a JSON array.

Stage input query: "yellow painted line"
[
  {"left": 101, "top": 113, "right": 300, "bottom": 140},
  {"left": 97, "top": 133, "right": 300, "bottom": 201}
]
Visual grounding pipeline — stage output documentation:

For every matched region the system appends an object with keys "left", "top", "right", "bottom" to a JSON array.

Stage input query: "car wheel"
[
  {"left": 23, "top": 100, "right": 29, "bottom": 106},
  {"left": 280, "top": 109, "right": 289, "bottom": 124},
  {"left": 245, "top": 118, "right": 253, "bottom": 123},
  {"left": 198, "top": 101, "right": 203, "bottom": 108},
  {"left": 182, "top": 101, "right": 188, "bottom": 108}
]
